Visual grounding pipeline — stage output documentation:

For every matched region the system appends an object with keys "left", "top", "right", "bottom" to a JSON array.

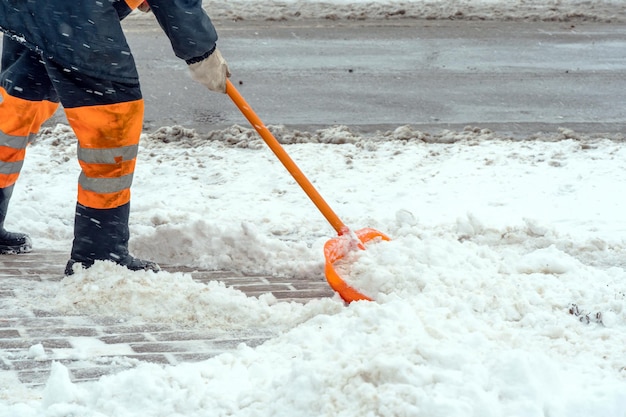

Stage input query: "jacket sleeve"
[{"left": 147, "top": 0, "right": 218, "bottom": 64}]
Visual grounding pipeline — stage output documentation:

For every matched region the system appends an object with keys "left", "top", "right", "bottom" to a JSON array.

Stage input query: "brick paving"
[{"left": 0, "top": 250, "right": 334, "bottom": 386}]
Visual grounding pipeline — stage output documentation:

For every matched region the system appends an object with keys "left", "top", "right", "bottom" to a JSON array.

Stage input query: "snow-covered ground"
[
  {"left": 1, "top": 0, "right": 626, "bottom": 415},
  {"left": 2, "top": 122, "right": 626, "bottom": 416}
]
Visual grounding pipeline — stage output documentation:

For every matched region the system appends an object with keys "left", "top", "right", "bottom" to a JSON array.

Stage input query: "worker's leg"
[
  {"left": 41, "top": 58, "right": 159, "bottom": 275},
  {"left": 0, "top": 35, "right": 59, "bottom": 253}
]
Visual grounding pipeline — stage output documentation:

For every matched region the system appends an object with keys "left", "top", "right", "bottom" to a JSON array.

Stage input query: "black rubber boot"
[
  {"left": 0, "top": 186, "right": 32, "bottom": 254},
  {"left": 64, "top": 202, "right": 160, "bottom": 275}
]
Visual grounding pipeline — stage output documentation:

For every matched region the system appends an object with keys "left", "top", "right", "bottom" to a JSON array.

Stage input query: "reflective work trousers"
[{"left": 0, "top": 35, "right": 144, "bottom": 210}]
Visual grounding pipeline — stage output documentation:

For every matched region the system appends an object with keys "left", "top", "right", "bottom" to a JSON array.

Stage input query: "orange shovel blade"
[{"left": 323, "top": 228, "right": 391, "bottom": 303}]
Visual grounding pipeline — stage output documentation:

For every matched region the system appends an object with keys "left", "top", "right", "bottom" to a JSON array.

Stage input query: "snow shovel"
[{"left": 225, "top": 79, "right": 390, "bottom": 303}]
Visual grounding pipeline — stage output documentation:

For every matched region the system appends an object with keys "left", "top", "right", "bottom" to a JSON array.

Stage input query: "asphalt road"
[{"left": 20, "top": 19, "right": 626, "bottom": 136}]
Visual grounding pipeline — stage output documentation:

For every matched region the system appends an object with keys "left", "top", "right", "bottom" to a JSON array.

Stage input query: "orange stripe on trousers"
[
  {"left": 78, "top": 184, "right": 132, "bottom": 210},
  {"left": 64, "top": 100, "right": 144, "bottom": 149},
  {"left": 0, "top": 87, "right": 59, "bottom": 136},
  {"left": 0, "top": 147, "right": 26, "bottom": 163},
  {"left": 79, "top": 159, "right": 137, "bottom": 179},
  {"left": 0, "top": 173, "right": 20, "bottom": 188}
]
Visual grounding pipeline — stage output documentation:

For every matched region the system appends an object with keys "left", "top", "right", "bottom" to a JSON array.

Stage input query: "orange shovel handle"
[{"left": 226, "top": 79, "right": 348, "bottom": 235}]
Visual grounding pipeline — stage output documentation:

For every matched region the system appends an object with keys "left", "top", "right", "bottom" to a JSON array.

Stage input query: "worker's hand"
[
  {"left": 188, "top": 48, "right": 231, "bottom": 94},
  {"left": 138, "top": 1, "right": 150, "bottom": 12}
]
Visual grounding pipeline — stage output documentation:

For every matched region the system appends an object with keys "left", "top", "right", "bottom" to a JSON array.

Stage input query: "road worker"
[{"left": 0, "top": 0, "right": 229, "bottom": 274}]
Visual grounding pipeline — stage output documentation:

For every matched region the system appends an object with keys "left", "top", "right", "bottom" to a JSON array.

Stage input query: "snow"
[
  {"left": 4, "top": 123, "right": 626, "bottom": 415},
  {"left": 1, "top": 0, "right": 626, "bottom": 416}
]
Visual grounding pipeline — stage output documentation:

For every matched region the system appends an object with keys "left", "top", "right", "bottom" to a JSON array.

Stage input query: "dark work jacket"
[{"left": 0, "top": 0, "right": 218, "bottom": 83}]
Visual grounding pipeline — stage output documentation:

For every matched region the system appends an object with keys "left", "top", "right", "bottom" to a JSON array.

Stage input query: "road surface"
[{"left": 13, "top": 18, "right": 626, "bottom": 136}]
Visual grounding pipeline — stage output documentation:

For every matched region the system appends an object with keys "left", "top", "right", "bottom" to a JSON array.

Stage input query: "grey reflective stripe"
[
  {"left": 78, "top": 173, "right": 134, "bottom": 194},
  {"left": 0, "top": 131, "right": 29, "bottom": 150},
  {"left": 0, "top": 160, "right": 24, "bottom": 175},
  {"left": 77, "top": 145, "right": 139, "bottom": 164}
]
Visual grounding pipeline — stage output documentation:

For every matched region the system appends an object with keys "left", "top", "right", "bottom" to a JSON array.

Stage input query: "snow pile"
[
  {"left": 55, "top": 262, "right": 341, "bottom": 330},
  {"left": 1, "top": 121, "right": 625, "bottom": 416}
]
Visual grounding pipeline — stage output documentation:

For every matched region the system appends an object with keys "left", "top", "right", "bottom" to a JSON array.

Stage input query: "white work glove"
[{"left": 188, "top": 48, "right": 231, "bottom": 94}]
